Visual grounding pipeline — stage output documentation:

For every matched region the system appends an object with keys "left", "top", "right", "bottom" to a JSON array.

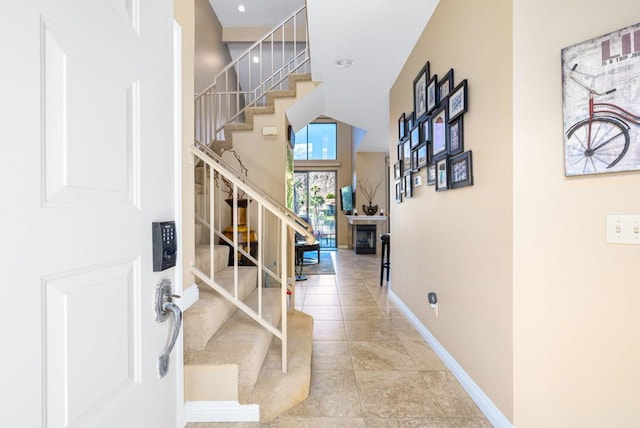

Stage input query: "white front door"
[{"left": 0, "top": 1, "right": 178, "bottom": 427}]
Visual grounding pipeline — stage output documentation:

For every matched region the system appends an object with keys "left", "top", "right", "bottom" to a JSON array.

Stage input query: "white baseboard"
[
  {"left": 389, "top": 291, "right": 513, "bottom": 428},
  {"left": 185, "top": 400, "right": 259, "bottom": 422},
  {"left": 179, "top": 283, "right": 199, "bottom": 311}
]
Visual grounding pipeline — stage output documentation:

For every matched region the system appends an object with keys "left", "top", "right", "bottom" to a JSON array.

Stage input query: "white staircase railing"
[
  {"left": 194, "top": 4, "right": 309, "bottom": 144},
  {"left": 191, "top": 142, "right": 314, "bottom": 373}
]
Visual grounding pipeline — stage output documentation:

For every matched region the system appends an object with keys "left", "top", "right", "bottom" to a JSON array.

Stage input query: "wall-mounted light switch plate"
[{"left": 606, "top": 215, "right": 640, "bottom": 245}]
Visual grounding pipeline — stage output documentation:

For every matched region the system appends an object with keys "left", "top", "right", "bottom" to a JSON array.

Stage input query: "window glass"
[{"left": 293, "top": 123, "right": 337, "bottom": 160}]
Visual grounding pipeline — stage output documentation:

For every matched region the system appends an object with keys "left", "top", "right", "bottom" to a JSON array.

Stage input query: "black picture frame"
[
  {"left": 410, "top": 123, "right": 421, "bottom": 149},
  {"left": 395, "top": 180, "right": 403, "bottom": 203},
  {"left": 450, "top": 151, "right": 473, "bottom": 189},
  {"left": 404, "top": 174, "right": 413, "bottom": 198},
  {"left": 398, "top": 112, "right": 407, "bottom": 140},
  {"left": 438, "top": 68, "right": 454, "bottom": 101},
  {"left": 413, "top": 62, "right": 429, "bottom": 121},
  {"left": 426, "top": 74, "right": 438, "bottom": 114},
  {"left": 406, "top": 111, "right": 415, "bottom": 130},
  {"left": 448, "top": 116, "right": 464, "bottom": 156},
  {"left": 421, "top": 117, "right": 431, "bottom": 143},
  {"left": 448, "top": 79, "right": 468, "bottom": 122},
  {"left": 427, "top": 163, "right": 436, "bottom": 185},
  {"left": 435, "top": 157, "right": 449, "bottom": 191},
  {"left": 417, "top": 143, "right": 428, "bottom": 169},
  {"left": 431, "top": 103, "right": 448, "bottom": 161},
  {"left": 402, "top": 140, "right": 412, "bottom": 175},
  {"left": 411, "top": 149, "right": 419, "bottom": 172},
  {"left": 393, "top": 161, "right": 402, "bottom": 179}
]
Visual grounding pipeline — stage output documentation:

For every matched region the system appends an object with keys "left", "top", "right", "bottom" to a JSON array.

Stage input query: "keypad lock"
[{"left": 152, "top": 221, "right": 177, "bottom": 272}]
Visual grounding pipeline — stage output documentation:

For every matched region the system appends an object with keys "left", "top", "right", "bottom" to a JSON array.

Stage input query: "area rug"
[{"left": 300, "top": 251, "right": 335, "bottom": 275}]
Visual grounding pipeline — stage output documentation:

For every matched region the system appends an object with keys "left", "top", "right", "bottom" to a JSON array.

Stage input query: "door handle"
[{"left": 155, "top": 279, "right": 182, "bottom": 378}]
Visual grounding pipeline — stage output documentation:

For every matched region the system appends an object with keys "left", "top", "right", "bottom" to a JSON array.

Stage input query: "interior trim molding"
[
  {"left": 185, "top": 400, "right": 259, "bottom": 422},
  {"left": 389, "top": 290, "right": 513, "bottom": 428},
  {"left": 179, "top": 284, "right": 199, "bottom": 311}
]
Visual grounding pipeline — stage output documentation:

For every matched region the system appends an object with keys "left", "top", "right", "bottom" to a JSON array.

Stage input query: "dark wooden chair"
[{"left": 380, "top": 233, "right": 390, "bottom": 286}]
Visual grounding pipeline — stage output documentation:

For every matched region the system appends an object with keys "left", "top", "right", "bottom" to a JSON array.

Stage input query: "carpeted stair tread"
[
  {"left": 185, "top": 287, "right": 283, "bottom": 389},
  {"left": 240, "top": 310, "right": 313, "bottom": 422},
  {"left": 194, "top": 244, "right": 230, "bottom": 275},
  {"left": 184, "top": 245, "right": 258, "bottom": 351}
]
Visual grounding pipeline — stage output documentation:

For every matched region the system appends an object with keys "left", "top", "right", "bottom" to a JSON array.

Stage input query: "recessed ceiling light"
[
  {"left": 335, "top": 58, "right": 353, "bottom": 68},
  {"left": 238, "top": 4, "right": 246, "bottom": 12},
  {"left": 252, "top": 56, "right": 260, "bottom": 64}
]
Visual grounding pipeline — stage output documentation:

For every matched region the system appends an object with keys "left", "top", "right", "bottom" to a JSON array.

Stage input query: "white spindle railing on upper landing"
[
  {"left": 194, "top": 4, "right": 309, "bottom": 145},
  {"left": 191, "top": 142, "right": 314, "bottom": 373}
]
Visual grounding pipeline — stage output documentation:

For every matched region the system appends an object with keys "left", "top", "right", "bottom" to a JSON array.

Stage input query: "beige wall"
[
  {"left": 389, "top": 0, "right": 514, "bottom": 420},
  {"left": 513, "top": 1, "right": 640, "bottom": 427},
  {"left": 194, "top": 0, "right": 232, "bottom": 93},
  {"left": 355, "top": 152, "right": 386, "bottom": 214}
]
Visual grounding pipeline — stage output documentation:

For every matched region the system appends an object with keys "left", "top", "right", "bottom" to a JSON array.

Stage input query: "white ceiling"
[{"left": 208, "top": 0, "right": 439, "bottom": 152}]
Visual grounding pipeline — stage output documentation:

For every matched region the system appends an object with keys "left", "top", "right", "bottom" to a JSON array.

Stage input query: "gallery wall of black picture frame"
[{"left": 395, "top": 60, "right": 473, "bottom": 203}]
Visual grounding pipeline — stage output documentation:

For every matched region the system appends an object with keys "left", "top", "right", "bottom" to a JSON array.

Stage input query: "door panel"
[
  {"left": 43, "top": 24, "right": 138, "bottom": 207},
  {"left": 0, "top": 0, "right": 177, "bottom": 427},
  {"left": 45, "top": 259, "right": 140, "bottom": 427}
]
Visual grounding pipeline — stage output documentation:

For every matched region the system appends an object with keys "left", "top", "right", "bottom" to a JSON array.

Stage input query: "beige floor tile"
[
  {"left": 380, "top": 305, "right": 406, "bottom": 319},
  {"left": 341, "top": 305, "right": 386, "bottom": 321},
  {"left": 402, "top": 340, "right": 447, "bottom": 370},
  {"left": 281, "top": 370, "right": 362, "bottom": 418},
  {"left": 338, "top": 293, "right": 379, "bottom": 307},
  {"left": 336, "top": 284, "right": 370, "bottom": 295},
  {"left": 303, "top": 294, "right": 341, "bottom": 306},
  {"left": 421, "top": 371, "right": 485, "bottom": 418},
  {"left": 305, "top": 285, "right": 339, "bottom": 295},
  {"left": 269, "top": 417, "right": 366, "bottom": 427},
  {"left": 388, "top": 318, "right": 424, "bottom": 341},
  {"left": 301, "top": 305, "right": 343, "bottom": 320},
  {"left": 350, "top": 341, "right": 417, "bottom": 371},
  {"left": 363, "top": 417, "right": 491, "bottom": 427},
  {"left": 304, "top": 276, "right": 337, "bottom": 286},
  {"left": 355, "top": 370, "right": 445, "bottom": 418},
  {"left": 187, "top": 423, "right": 261, "bottom": 428},
  {"left": 345, "top": 319, "right": 399, "bottom": 341},
  {"left": 335, "top": 278, "right": 368, "bottom": 287},
  {"left": 312, "top": 340, "right": 352, "bottom": 370},
  {"left": 293, "top": 295, "right": 305, "bottom": 307},
  {"left": 313, "top": 320, "right": 347, "bottom": 340}
]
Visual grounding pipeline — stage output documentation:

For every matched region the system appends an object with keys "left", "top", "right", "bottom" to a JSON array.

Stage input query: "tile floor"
[{"left": 190, "top": 250, "right": 491, "bottom": 428}]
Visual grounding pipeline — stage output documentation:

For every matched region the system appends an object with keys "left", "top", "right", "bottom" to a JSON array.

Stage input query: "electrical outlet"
[{"left": 606, "top": 215, "right": 640, "bottom": 245}]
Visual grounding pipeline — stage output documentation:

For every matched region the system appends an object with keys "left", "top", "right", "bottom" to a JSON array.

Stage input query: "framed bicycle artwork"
[{"left": 562, "top": 22, "right": 640, "bottom": 176}]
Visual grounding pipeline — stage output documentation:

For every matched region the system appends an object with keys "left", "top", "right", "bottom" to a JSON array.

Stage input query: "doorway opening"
[{"left": 292, "top": 170, "right": 337, "bottom": 249}]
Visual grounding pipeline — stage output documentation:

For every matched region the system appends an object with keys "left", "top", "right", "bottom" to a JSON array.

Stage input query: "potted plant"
[{"left": 357, "top": 177, "right": 382, "bottom": 216}]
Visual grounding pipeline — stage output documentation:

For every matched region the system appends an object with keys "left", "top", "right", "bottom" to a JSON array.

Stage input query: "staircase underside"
[{"left": 209, "top": 73, "right": 313, "bottom": 154}]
